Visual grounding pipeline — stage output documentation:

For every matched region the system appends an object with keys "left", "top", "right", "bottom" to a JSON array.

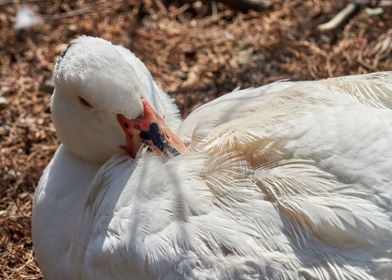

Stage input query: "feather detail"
[{"left": 320, "top": 72, "right": 392, "bottom": 108}]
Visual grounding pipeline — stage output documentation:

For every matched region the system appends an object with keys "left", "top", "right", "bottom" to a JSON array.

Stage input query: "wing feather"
[{"left": 320, "top": 72, "right": 392, "bottom": 108}]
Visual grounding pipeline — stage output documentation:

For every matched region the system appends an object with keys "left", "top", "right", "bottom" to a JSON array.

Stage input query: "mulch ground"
[{"left": 0, "top": 0, "right": 391, "bottom": 278}]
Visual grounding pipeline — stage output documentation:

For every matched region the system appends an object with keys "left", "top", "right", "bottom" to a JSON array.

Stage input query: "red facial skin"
[
  {"left": 117, "top": 98, "right": 186, "bottom": 158},
  {"left": 116, "top": 114, "right": 136, "bottom": 157}
]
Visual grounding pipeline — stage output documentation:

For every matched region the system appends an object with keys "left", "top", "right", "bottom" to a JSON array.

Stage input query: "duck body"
[{"left": 32, "top": 37, "right": 392, "bottom": 280}]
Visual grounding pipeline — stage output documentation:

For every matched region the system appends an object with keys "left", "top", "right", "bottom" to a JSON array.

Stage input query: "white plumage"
[
  {"left": 32, "top": 36, "right": 392, "bottom": 280},
  {"left": 14, "top": 6, "right": 41, "bottom": 29}
]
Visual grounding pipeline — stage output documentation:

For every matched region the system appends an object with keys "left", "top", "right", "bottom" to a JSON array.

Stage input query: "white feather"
[{"left": 14, "top": 6, "right": 41, "bottom": 29}]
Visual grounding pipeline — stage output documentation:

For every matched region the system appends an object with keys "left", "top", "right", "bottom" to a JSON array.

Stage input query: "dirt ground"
[{"left": 0, "top": 0, "right": 391, "bottom": 278}]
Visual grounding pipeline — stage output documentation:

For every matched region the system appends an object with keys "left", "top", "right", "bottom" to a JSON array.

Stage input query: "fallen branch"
[
  {"left": 220, "top": 0, "right": 272, "bottom": 11},
  {"left": 317, "top": 3, "right": 358, "bottom": 31}
]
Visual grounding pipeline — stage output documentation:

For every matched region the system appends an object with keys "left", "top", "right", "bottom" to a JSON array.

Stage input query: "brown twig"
[
  {"left": 0, "top": 0, "right": 42, "bottom": 7},
  {"left": 38, "top": 0, "right": 126, "bottom": 20}
]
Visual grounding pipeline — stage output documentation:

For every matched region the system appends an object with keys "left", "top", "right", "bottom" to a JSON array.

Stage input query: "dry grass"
[{"left": 0, "top": 0, "right": 391, "bottom": 278}]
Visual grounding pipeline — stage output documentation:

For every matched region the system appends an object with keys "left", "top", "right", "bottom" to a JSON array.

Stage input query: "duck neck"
[{"left": 128, "top": 52, "right": 182, "bottom": 133}]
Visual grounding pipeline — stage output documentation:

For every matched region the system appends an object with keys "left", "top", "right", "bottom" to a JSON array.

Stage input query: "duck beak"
[{"left": 117, "top": 98, "right": 186, "bottom": 158}]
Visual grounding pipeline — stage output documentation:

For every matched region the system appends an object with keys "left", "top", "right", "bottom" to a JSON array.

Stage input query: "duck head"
[{"left": 52, "top": 36, "right": 183, "bottom": 164}]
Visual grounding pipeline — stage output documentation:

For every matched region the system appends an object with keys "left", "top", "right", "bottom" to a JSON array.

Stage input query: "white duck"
[{"left": 32, "top": 36, "right": 392, "bottom": 280}]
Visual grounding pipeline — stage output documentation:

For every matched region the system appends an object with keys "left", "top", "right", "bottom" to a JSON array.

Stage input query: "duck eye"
[{"left": 78, "top": 96, "right": 93, "bottom": 109}]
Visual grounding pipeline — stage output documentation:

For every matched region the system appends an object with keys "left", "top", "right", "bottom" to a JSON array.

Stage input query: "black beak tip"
[{"left": 142, "top": 122, "right": 179, "bottom": 156}]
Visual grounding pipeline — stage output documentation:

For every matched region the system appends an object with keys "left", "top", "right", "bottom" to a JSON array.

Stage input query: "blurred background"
[{"left": 0, "top": 0, "right": 391, "bottom": 278}]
